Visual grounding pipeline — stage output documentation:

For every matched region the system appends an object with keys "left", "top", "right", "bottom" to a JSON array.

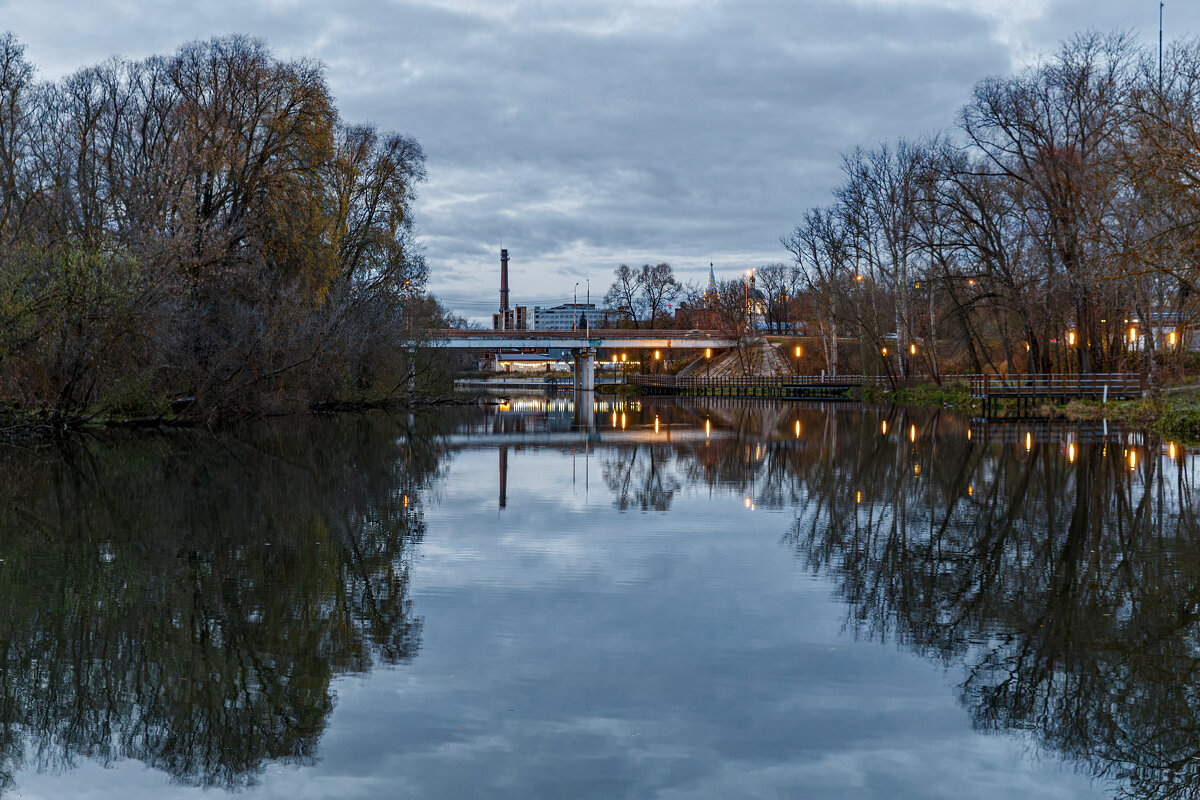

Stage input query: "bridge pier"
[{"left": 571, "top": 347, "right": 596, "bottom": 431}]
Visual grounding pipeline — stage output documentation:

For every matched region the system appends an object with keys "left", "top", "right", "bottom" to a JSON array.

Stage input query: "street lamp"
[{"left": 573, "top": 282, "right": 579, "bottom": 331}]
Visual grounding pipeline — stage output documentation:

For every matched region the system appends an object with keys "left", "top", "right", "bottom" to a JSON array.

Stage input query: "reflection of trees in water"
[
  {"left": 776, "top": 410, "right": 1200, "bottom": 800},
  {"left": 602, "top": 399, "right": 1200, "bottom": 798},
  {"left": 0, "top": 412, "right": 440, "bottom": 792},
  {"left": 603, "top": 445, "right": 681, "bottom": 511}
]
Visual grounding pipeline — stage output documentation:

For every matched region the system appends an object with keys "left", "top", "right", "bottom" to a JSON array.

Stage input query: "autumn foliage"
[{"left": 0, "top": 33, "right": 431, "bottom": 422}]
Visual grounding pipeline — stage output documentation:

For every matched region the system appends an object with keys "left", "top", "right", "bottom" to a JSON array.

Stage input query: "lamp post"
[{"left": 573, "top": 282, "right": 579, "bottom": 331}]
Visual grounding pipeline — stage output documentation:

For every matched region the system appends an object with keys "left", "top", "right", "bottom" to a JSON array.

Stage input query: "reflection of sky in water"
[{"left": 18, "top": 431, "right": 1108, "bottom": 800}]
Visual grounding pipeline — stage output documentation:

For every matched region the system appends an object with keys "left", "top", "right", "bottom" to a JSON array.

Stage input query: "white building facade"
[{"left": 533, "top": 303, "right": 606, "bottom": 330}]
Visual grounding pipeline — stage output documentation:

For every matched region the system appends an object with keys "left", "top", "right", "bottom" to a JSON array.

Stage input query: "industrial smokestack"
[{"left": 499, "top": 248, "right": 510, "bottom": 311}]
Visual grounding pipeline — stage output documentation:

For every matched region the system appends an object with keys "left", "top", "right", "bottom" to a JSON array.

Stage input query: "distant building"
[{"left": 534, "top": 303, "right": 605, "bottom": 331}]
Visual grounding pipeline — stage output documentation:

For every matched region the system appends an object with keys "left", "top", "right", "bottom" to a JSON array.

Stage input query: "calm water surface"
[{"left": 1, "top": 397, "right": 1196, "bottom": 799}]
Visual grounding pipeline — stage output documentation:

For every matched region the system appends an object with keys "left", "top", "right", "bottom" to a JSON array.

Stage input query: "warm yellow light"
[
  {"left": 913, "top": 464, "right": 920, "bottom": 475},
  {"left": 1025, "top": 342, "right": 1031, "bottom": 351},
  {"left": 1068, "top": 331, "right": 1076, "bottom": 346},
  {"left": 1170, "top": 330, "right": 1178, "bottom": 347},
  {"left": 968, "top": 278, "right": 975, "bottom": 286},
  {"left": 967, "top": 429, "right": 972, "bottom": 441},
  {"left": 795, "top": 346, "right": 801, "bottom": 358},
  {"left": 882, "top": 347, "right": 888, "bottom": 356},
  {"left": 705, "top": 348, "right": 712, "bottom": 358},
  {"left": 403, "top": 494, "right": 409, "bottom": 508},
  {"left": 967, "top": 485, "right": 973, "bottom": 497},
  {"left": 620, "top": 412, "right": 626, "bottom": 429},
  {"left": 1068, "top": 443, "right": 1076, "bottom": 463},
  {"left": 795, "top": 420, "right": 801, "bottom": 438},
  {"left": 744, "top": 497, "right": 751, "bottom": 508},
  {"left": 1129, "top": 327, "right": 1138, "bottom": 343},
  {"left": 855, "top": 274, "right": 863, "bottom": 281},
  {"left": 612, "top": 411, "right": 618, "bottom": 427},
  {"left": 909, "top": 424, "right": 916, "bottom": 443},
  {"left": 613, "top": 355, "right": 618, "bottom": 363},
  {"left": 1130, "top": 450, "right": 1137, "bottom": 471},
  {"left": 655, "top": 416, "right": 660, "bottom": 433},
  {"left": 910, "top": 343, "right": 916, "bottom": 356},
  {"left": 1170, "top": 442, "right": 1177, "bottom": 460},
  {"left": 1025, "top": 431, "right": 1032, "bottom": 452},
  {"left": 856, "top": 490, "right": 861, "bottom": 504},
  {"left": 621, "top": 353, "right": 627, "bottom": 362},
  {"left": 654, "top": 350, "right": 661, "bottom": 360},
  {"left": 881, "top": 420, "right": 888, "bottom": 435},
  {"left": 705, "top": 419, "right": 711, "bottom": 437}
]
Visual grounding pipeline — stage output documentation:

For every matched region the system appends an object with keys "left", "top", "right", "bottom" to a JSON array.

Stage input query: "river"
[{"left": 0, "top": 396, "right": 1194, "bottom": 799}]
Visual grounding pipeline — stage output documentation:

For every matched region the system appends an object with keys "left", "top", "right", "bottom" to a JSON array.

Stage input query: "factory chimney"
[{"left": 499, "top": 248, "right": 510, "bottom": 311}]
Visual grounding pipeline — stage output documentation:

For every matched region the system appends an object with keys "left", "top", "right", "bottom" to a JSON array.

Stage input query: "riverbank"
[{"left": 868, "top": 379, "right": 1200, "bottom": 441}]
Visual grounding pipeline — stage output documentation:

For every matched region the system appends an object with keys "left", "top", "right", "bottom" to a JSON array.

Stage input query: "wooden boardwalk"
[{"left": 969, "top": 373, "right": 1142, "bottom": 416}]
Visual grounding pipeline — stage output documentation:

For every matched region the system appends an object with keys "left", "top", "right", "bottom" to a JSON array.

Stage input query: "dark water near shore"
[{"left": 0, "top": 397, "right": 1197, "bottom": 798}]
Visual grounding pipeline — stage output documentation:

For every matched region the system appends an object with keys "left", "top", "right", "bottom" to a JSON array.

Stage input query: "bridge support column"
[
  {"left": 581, "top": 347, "right": 596, "bottom": 393},
  {"left": 571, "top": 348, "right": 597, "bottom": 431}
]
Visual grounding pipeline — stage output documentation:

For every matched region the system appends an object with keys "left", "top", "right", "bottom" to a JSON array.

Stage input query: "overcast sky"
[{"left": 0, "top": 0, "right": 1192, "bottom": 321}]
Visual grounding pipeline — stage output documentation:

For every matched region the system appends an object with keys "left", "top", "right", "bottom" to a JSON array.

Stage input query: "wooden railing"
[{"left": 968, "top": 373, "right": 1142, "bottom": 399}]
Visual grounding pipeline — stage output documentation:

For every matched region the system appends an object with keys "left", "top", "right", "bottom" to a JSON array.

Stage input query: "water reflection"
[
  {"left": 0, "top": 414, "right": 433, "bottom": 791},
  {"left": 3, "top": 399, "right": 1200, "bottom": 798},
  {"left": 463, "top": 397, "right": 1200, "bottom": 798}
]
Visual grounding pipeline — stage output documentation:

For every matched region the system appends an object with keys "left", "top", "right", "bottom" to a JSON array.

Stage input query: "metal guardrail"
[
  {"left": 436, "top": 329, "right": 725, "bottom": 340},
  {"left": 630, "top": 374, "right": 887, "bottom": 389}
]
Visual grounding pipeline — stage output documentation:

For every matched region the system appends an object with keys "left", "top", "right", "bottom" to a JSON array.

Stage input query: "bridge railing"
[
  {"left": 629, "top": 374, "right": 888, "bottom": 389},
  {"left": 436, "top": 329, "right": 727, "bottom": 340}
]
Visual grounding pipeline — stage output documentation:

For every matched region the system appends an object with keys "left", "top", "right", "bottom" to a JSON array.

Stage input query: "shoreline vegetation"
[
  {"left": 867, "top": 379, "right": 1200, "bottom": 442},
  {"left": 0, "top": 32, "right": 474, "bottom": 438}
]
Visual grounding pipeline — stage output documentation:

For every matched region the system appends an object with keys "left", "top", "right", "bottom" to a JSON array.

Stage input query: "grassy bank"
[
  {"left": 858, "top": 380, "right": 979, "bottom": 411},
  {"left": 866, "top": 379, "right": 1200, "bottom": 442}
]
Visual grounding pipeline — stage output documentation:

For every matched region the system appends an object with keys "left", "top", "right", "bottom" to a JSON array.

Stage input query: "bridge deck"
[{"left": 432, "top": 329, "right": 738, "bottom": 349}]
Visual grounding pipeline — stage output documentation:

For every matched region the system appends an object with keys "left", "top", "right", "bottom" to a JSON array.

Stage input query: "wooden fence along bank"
[{"left": 630, "top": 372, "right": 1144, "bottom": 415}]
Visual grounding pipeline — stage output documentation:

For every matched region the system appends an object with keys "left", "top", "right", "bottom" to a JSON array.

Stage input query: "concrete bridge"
[
  {"left": 431, "top": 328, "right": 737, "bottom": 403},
  {"left": 432, "top": 329, "right": 737, "bottom": 350}
]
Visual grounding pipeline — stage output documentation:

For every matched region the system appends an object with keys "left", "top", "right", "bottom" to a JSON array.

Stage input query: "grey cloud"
[{"left": 1, "top": 0, "right": 1190, "bottom": 320}]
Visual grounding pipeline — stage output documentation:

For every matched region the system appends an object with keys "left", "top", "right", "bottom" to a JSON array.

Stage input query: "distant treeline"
[
  {"left": 0, "top": 33, "right": 447, "bottom": 424},
  {"left": 779, "top": 32, "right": 1200, "bottom": 383}
]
